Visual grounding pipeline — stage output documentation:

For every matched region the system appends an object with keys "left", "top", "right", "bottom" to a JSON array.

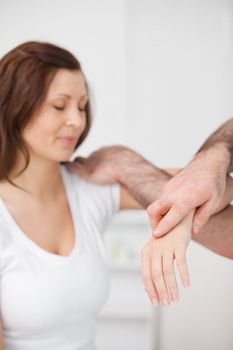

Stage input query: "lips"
[{"left": 57, "top": 136, "right": 78, "bottom": 146}]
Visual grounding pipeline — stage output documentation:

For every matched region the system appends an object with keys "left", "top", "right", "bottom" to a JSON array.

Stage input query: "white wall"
[
  {"left": 125, "top": 0, "right": 233, "bottom": 167},
  {"left": 1, "top": 1, "right": 233, "bottom": 349}
]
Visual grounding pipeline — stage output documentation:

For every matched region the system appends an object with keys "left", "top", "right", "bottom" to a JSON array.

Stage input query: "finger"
[
  {"left": 66, "top": 162, "right": 91, "bottom": 179},
  {"left": 153, "top": 204, "right": 190, "bottom": 238},
  {"left": 66, "top": 162, "right": 82, "bottom": 172},
  {"left": 141, "top": 252, "right": 159, "bottom": 305},
  {"left": 192, "top": 201, "right": 215, "bottom": 235},
  {"left": 162, "top": 253, "right": 179, "bottom": 303},
  {"left": 151, "top": 254, "right": 171, "bottom": 306},
  {"left": 66, "top": 162, "right": 80, "bottom": 173},
  {"left": 73, "top": 156, "right": 87, "bottom": 164},
  {"left": 147, "top": 200, "right": 171, "bottom": 230},
  {"left": 175, "top": 248, "right": 190, "bottom": 288}
]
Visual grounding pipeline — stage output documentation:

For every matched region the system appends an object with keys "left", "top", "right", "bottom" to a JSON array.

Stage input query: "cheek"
[
  {"left": 23, "top": 119, "right": 58, "bottom": 150},
  {"left": 25, "top": 115, "right": 60, "bottom": 138}
]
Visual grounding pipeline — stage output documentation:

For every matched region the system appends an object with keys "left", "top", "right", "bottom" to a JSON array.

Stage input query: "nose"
[{"left": 65, "top": 109, "right": 84, "bottom": 128}]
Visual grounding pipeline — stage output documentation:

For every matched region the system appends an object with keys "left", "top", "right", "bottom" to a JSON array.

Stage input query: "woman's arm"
[
  {"left": 142, "top": 210, "right": 193, "bottom": 305},
  {"left": 119, "top": 184, "right": 193, "bottom": 306},
  {"left": 120, "top": 186, "right": 143, "bottom": 209},
  {"left": 117, "top": 186, "right": 193, "bottom": 306}
]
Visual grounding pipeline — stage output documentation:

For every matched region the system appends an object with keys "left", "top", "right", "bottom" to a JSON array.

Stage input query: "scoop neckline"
[{"left": 0, "top": 166, "right": 83, "bottom": 264}]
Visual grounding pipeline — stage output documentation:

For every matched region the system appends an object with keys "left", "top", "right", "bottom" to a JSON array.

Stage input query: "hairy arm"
[
  {"left": 115, "top": 150, "right": 171, "bottom": 207},
  {"left": 198, "top": 117, "right": 233, "bottom": 172},
  {"left": 148, "top": 118, "right": 233, "bottom": 237},
  {"left": 193, "top": 205, "right": 233, "bottom": 260}
]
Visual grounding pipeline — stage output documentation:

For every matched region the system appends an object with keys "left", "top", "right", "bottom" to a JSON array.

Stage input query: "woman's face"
[{"left": 23, "top": 69, "right": 88, "bottom": 163}]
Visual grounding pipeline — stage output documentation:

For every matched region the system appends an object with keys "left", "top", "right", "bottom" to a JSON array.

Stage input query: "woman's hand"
[{"left": 141, "top": 211, "right": 193, "bottom": 306}]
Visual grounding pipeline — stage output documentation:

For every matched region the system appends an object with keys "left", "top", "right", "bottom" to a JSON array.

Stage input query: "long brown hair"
[{"left": 0, "top": 41, "right": 92, "bottom": 182}]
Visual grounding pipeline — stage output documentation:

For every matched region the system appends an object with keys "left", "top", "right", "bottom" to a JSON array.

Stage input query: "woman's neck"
[{"left": 1, "top": 155, "right": 64, "bottom": 201}]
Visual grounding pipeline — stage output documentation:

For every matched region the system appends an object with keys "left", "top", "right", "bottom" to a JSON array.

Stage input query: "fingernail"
[
  {"left": 152, "top": 297, "right": 159, "bottom": 305},
  {"left": 172, "top": 294, "right": 179, "bottom": 303},
  {"left": 184, "top": 280, "right": 190, "bottom": 288},
  {"left": 193, "top": 223, "right": 200, "bottom": 234},
  {"left": 161, "top": 299, "right": 169, "bottom": 306},
  {"left": 153, "top": 227, "right": 162, "bottom": 236}
]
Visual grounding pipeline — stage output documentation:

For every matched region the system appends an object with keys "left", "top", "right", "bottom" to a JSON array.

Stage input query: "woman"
[{"left": 0, "top": 41, "right": 228, "bottom": 349}]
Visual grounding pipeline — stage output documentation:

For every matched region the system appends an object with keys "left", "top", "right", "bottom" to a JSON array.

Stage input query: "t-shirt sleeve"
[
  {"left": 85, "top": 182, "right": 121, "bottom": 234},
  {"left": 68, "top": 170, "right": 121, "bottom": 235}
]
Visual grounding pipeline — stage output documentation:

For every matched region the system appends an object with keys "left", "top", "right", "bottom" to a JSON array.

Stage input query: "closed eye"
[
  {"left": 53, "top": 106, "right": 65, "bottom": 111},
  {"left": 78, "top": 107, "right": 86, "bottom": 112}
]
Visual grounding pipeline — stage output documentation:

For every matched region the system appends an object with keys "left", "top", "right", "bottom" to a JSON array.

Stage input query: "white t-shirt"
[{"left": 0, "top": 166, "right": 120, "bottom": 350}]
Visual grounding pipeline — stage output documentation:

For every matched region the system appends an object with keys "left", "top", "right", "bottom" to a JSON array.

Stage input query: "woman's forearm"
[{"left": 142, "top": 210, "right": 193, "bottom": 305}]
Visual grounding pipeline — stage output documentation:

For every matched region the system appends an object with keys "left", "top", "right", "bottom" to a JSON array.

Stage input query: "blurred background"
[{"left": 1, "top": 0, "right": 233, "bottom": 349}]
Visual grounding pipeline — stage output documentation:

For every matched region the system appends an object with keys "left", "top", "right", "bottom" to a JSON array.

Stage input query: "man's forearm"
[
  {"left": 193, "top": 205, "right": 233, "bottom": 260},
  {"left": 115, "top": 148, "right": 171, "bottom": 207},
  {"left": 197, "top": 118, "right": 233, "bottom": 172}
]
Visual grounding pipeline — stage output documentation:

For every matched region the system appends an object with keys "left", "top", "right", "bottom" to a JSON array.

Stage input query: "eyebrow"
[{"left": 51, "top": 93, "right": 89, "bottom": 100}]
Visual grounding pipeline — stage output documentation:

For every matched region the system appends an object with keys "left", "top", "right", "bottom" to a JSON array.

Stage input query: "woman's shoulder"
[
  {"left": 0, "top": 210, "right": 14, "bottom": 252},
  {"left": 60, "top": 164, "right": 117, "bottom": 192},
  {"left": 60, "top": 164, "right": 120, "bottom": 211}
]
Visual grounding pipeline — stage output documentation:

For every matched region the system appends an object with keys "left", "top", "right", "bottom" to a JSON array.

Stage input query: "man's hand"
[
  {"left": 66, "top": 146, "right": 125, "bottom": 184},
  {"left": 148, "top": 143, "right": 231, "bottom": 237}
]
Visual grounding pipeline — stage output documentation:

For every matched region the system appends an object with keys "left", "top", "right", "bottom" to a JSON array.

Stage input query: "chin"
[
  {"left": 59, "top": 154, "right": 74, "bottom": 162},
  {"left": 53, "top": 150, "right": 75, "bottom": 163}
]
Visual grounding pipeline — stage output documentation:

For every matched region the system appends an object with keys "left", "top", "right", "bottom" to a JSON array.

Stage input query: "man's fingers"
[
  {"left": 192, "top": 201, "right": 215, "bottom": 234},
  {"left": 147, "top": 200, "right": 171, "bottom": 229},
  {"left": 66, "top": 162, "right": 90, "bottom": 179},
  {"left": 152, "top": 204, "right": 190, "bottom": 238},
  {"left": 73, "top": 156, "right": 87, "bottom": 164}
]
